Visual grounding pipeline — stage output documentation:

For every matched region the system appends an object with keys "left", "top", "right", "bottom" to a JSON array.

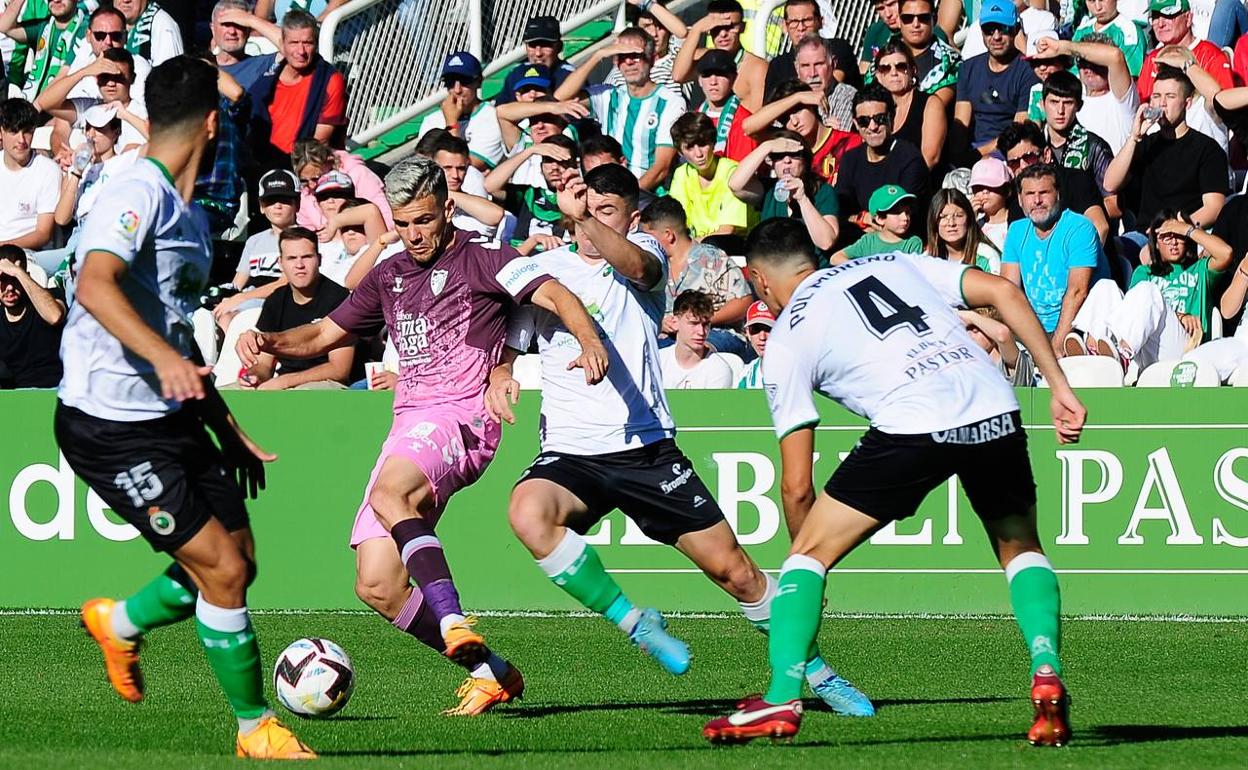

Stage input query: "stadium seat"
[
  {"left": 1135, "top": 359, "right": 1221, "bottom": 388},
  {"left": 212, "top": 307, "right": 263, "bottom": 386},
  {"left": 512, "top": 353, "right": 543, "bottom": 390},
  {"left": 1057, "top": 356, "right": 1124, "bottom": 388}
]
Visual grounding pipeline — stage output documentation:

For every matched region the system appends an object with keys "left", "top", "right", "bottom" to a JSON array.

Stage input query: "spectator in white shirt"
[
  {"left": 415, "top": 52, "right": 505, "bottom": 171},
  {"left": 660, "top": 289, "right": 743, "bottom": 388},
  {"left": 0, "top": 98, "right": 61, "bottom": 253},
  {"left": 64, "top": 6, "right": 152, "bottom": 101},
  {"left": 113, "top": 0, "right": 183, "bottom": 65},
  {"left": 35, "top": 48, "right": 149, "bottom": 155}
]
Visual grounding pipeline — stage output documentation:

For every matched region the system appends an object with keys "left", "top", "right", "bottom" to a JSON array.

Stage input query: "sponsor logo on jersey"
[
  {"left": 660, "top": 464, "right": 693, "bottom": 494},
  {"left": 903, "top": 345, "right": 977, "bottom": 381},
  {"left": 693, "top": 495, "right": 706, "bottom": 508},
  {"left": 930, "top": 413, "right": 1017, "bottom": 445},
  {"left": 430, "top": 269, "right": 448, "bottom": 296},
  {"left": 495, "top": 257, "right": 545, "bottom": 296},
  {"left": 392, "top": 275, "right": 404, "bottom": 293}
]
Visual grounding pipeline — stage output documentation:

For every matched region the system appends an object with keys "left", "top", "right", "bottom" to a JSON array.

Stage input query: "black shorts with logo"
[
  {"left": 824, "top": 411, "right": 1037, "bottom": 524},
  {"left": 54, "top": 401, "right": 250, "bottom": 552},
  {"left": 517, "top": 438, "right": 725, "bottom": 545}
]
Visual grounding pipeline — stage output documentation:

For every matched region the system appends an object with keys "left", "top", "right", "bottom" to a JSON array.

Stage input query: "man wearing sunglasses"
[
  {"left": 62, "top": 7, "right": 151, "bottom": 102},
  {"left": 954, "top": 1, "right": 1037, "bottom": 158},
  {"left": 0, "top": 0, "right": 89, "bottom": 101},
  {"left": 834, "top": 84, "right": 927, "bottom": 238},
  {"left": 999, "top": 121, "right": 1112, "bottom": 246},
  {"left": 1137, "top": 0, "right": 1232, "bottom": 102}
]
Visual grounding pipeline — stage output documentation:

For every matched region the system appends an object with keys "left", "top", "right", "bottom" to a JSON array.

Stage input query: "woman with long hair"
[
  {"left": 291, "top": 138, "right": 394, "bottom": 231},
  {"left": 925, "top": 188, "right": 1002, "bottom": 273},
  {"left": 873, "top": 41, "right": 945, "bottom": 169}
]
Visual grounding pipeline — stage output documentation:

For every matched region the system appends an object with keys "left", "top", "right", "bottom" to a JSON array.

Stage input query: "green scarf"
[
  {"left": 702, "top": 94, "right": 740, "bottom": 153},
  {"left": 23, "top": 9, "right": 87, "bottom": 100},
  {"left": 1057, "top": 123, "right": 1091, "bottom": 172},
  {"left": 522, "top": 185, "right": 562, "bottom": 224},
  {"left": 126, "top": 0, "right": 164, "bottom": 60}
]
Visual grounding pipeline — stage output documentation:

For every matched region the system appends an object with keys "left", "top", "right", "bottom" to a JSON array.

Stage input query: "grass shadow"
[
  {"left": 1082, "top": 724, "right": 1248, "bottom": 746},
  {"left": 501, "top": 694, "right": 1018, "bottom": 719}
]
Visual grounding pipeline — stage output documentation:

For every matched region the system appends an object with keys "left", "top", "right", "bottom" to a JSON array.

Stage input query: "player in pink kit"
[{"left": 237, "top": 156, "right": 607, "bottom": 716}]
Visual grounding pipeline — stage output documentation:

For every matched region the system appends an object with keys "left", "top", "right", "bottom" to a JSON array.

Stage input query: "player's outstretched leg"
[
  {"left": 354, "top": 539, "right": 523, "bottom": 716},
  {"left": 1005, "top": 550, "right": 1069, "bottom": 747},
  {"left": 705, "top": 554, "right": 827, "bottom": 742},
  {"left": 81, "top": 564, "right": 198, "bottom": 703}
]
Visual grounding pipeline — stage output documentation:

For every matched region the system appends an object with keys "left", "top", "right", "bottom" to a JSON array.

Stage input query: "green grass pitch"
[{"left": 3, "top": 612, "right": 1246, "bottom": 769}]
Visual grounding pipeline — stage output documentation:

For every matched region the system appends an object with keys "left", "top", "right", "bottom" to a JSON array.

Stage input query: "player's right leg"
[
  {"left": 353, "top": 538, "right": 523, "bottom": 716},
  {"left": 704, "top": 492, "right": 885, "bottom": 743},
  {"left": 508, "top": 475, "right": 691, "bottom": 675}
]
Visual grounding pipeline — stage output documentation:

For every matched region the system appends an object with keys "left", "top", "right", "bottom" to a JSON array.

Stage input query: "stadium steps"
[{"left": 352, "top": 17, "right": 616, "bottom": 162}]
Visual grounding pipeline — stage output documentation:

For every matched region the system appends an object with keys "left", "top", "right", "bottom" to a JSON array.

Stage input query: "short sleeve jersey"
[
  {"left": 236, "top": 229, "right": 283, "bottom": 285},
  {"left": 762, "top": 253, "right": 1019, "bottom": 437},
  {"left": 1128, "top": 258, "right": 1221, "bottom": 333},
  {"left": 504, "top": 232, "right": 676, "bottom": 455},
  {"left": 668, "top": 159, "right": 754, "bottom": 239},
  {"left": 1001, "top": 209, "right": 1108, "bottom": 332},
  {"left": 328, "top": 230, "right": 552, "bottom": 413},
  {"left": 588, "top": 83, "right": 686, "bottom": 178},
  {"left": 58, "top": 159, "right": 214, "bottom": 421}
]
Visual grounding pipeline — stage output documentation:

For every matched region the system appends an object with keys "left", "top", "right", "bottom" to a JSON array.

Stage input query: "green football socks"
[
  {"left": 195, "top": 598, "right": 269, "bottom": 721},
  {"left": 740, "top": 572, "right": 835, "bottom": 684},
  {"left": 764, "top": 555, "right": 828, "bottom": 705},
  {"left": 1006, "top": 552, "right": 1063, "bottom": 675},
  {"left": 118, "top": 565, "right": 197, "bottom": 637},
  {"left": 537, "top": 529, "right": 640, "bottom": 633}
]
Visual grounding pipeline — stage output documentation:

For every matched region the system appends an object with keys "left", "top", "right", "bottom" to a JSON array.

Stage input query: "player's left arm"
[
  {"left": 960, "top": 269, "right": 1086, "bottom": 445},
  {"left": 529, "top": 279, "right": 608, "bottom": 385},
  {"left": 186, "top": 343, "right": 277, "bottom": 499},
  {"left": 556, "top": 168, "right": 663, "bottom": 289},
  {"left": 778, "top": 426, "right": 817, "bottom": 536}
]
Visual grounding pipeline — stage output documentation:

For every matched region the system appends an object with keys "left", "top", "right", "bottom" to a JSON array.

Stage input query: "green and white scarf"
[
  {"left": 701, "top": 94, "right": 740, "bottom": 154},
  {"left": 126, "top": 0, "right": 164, "bottom": 60},
  {"left": 23, "top": 8, "right": 87, "bottom": 100},
  {"left": 1056, "top": 123, "right": 1091, "bottom": 172}
]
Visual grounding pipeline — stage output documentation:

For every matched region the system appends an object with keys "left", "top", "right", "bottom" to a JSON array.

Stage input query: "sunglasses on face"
[
  {"left": 854, "top": 113, "right": 889, "bottom": 128},
  {"left": 899, "top": 12, "right": 932, "bottom": 24},
  {"left": 97, "top": 74, "right": 127, "bottom": 86},
  {"left": 91, "top": 30, "right": 126, "bottom": 42},
  {"left": 442, "top": 75, "right": 476, "bottom": 89},
  {"left": 875, "top": 61, "right": 911, "bottom": 74},
  {"left": 746, "top": 324, "right": 771, "bottom": 335},
  {"left": 1006, "top": 150, "right": 1042, "bottom": 169},
  {"left": 981, "top": 22, "right": 1015, "bottom": 37},
  {"left": 615, "top": 51, "right": 646, "bottom": 62},
  {"left": 1151, "top": 10, "right": 1184, "bottom": 19},
  {"left": 769, "top": 151, "right": 803, "bottom": 161}
]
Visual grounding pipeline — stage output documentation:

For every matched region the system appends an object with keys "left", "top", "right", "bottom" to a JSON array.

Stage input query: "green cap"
[
  {"left": 1148, "top": 0, "right": 1189, "bottom": 14},
  {"left": 868, "top": 184, "right": 915, "bottom": 216}
]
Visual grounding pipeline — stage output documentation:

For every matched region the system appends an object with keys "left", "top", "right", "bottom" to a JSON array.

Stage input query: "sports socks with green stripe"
[
  {"left": 195, "top": 596, "right": 273, "bottom": 732},
  {"left": 111, "top": 564, "right": 198, "bottom": 641},
  {"left": 764, "top": 555, "right": 828, "bottom": 705},
  {"left": 740, "top": 572, "right": 838, "bottom": 687},
  {"left": 537, "top": 529, "right": 641, "bottom": 634},
  {"left": 1005, "top": 551, "right": 1063, "bottom": 675}
]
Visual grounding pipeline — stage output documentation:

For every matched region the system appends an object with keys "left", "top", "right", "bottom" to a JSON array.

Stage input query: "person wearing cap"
[
  {"left": 1021, "top": 29, "right": 1069, "bottom": 123},
  {"left": 734, "top": 300, "right": 773, "bottom": 389},
  {"left": 497, "top": 15, "right": 576, "bottom": 105},
  {"left": 35, "top": 48, "right": 148, "bottom": 155},
  {"left": 292, "top": 138, "right": 394, "bottom": 232},
  {"left": 494, "top": 92, "right": 584, "bottom": 177},
  {"left": 0, "top": 98, "right": 61, "bottom": 253},
  {"left": 610, "top": 0, "right": 686, "bottom": 98},
  {"left": 670, "top": 0, "right": 768, "bottom": 112},
  {"left": 668, "top": 112, "right": 754, "bottom": 241},
  {"left": 765, "top": 0, "right": 860, "bottom": 94},
  {"left": 1072, "top": 0, "right": 1149, "bottom": 76},
  {"left": 0, "top": 0, "right": 89, "bottom": 101},
  {"left": 831, "top": 184, "right": 923, "bottom": 263},
  {"left": 969, "top": 156, "right": 1013, "bottom": 252},
  {"left": 1036, "top": 33, "right": 1138, "bottom": 155},
  {"left": 835, "top": 84, "right": 927, "bottom": 236},
  {"left": 694, "top": 49, "right": 755, "bottom": 160},
  {"left": 1138, "top": 0, "right": 1232, "bottom": 103},
  {"left": 415, "top": 50, "right": 505, "bottom": 171},
  {"left": 555, "top": 26, "right": 685, "bottom": 193},
  {"left": 53, "top": 103, "right": 138, "bottom": 231},
  {"left": 953, "top": 0, "right": 1037, "bottom": 158}
]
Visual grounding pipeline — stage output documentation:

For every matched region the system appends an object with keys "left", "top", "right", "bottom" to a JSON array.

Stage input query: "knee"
[
  {"left": 709, "top": 556, "right": 765, "bottom": 601},
  {"left": 353, "top": 572, "right": 403, "bottom": 616},
  {"left": 507, "top": 492, "right": 559, "bottom": 550},
  {"left": 198, "top": 550, "right": 249, "bottom": 603}
]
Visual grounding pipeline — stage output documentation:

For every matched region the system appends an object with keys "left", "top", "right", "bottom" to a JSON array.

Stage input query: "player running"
[
  {"left": 484, "top": 165, "right": 874, "bottom": 717},
  {"left": 236, "top": 156, "right": 608, "bottom": 716},
  {"left": 58, "top": 57, "right": 314, "bottom": 759},
  {"left": 702, "top": 219, "right": 1086, "bottom": 747}
]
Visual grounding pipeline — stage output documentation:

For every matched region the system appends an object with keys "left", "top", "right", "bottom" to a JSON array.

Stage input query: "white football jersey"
[
  {"left": 506, "top": 232, "right": 676, "bottom": 455},
  {"left": 59, "top": 160, "right": 213, "bottom": 422},
  {"left": 763, "top": 253, "right": 1019, "bottom": 437}
]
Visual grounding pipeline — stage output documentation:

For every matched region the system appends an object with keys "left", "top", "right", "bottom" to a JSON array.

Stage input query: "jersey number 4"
[{"left": 845, "top": 276, "right": 931, "bottom": 339}]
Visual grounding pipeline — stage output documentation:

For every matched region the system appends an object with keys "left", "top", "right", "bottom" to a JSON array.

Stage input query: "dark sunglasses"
[
  {"left": 1150, "top": 10, "right": 1184, "bottom": 19},
  {"left": 853, "top": 113, "right": 889, "bottom": 128},
  {"left": 1006, "top": 150, "right": 1042, "bottom": 169},
  {"left": 746, "top": 324, "right": 771, "bottom": 335},
  {"left": 442, "top": 75, "right": 477, "bottom": 88},
  {"left": 768, "top": 151, "right": 803, "bottom": 161},
  {"left": 899, "top": 12, "right": 932, "bottom": 24},
  {"left": 708, "top": 24, "right": 739, "bottom": 36},
  {"left": 97, "top": 73, "right": 127, "bottom": 86},
  {"left": 981, "top": 22, "right": 1014, "bottom": 37},
  {"left": 91, "top": 30, "right": 125, "bottom": 42},
  {"left": 875, "top": 61, "right": 911, "bottom": 74},
  {"left": 614, "top": 51, "right": 647, "bottom": 62}
]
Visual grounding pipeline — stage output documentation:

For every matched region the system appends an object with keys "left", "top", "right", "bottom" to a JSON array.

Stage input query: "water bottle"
[
  {"left": 773, "top": 174, "right": 791, "bottom": 204},
  {"left": 72, "top": 143, "right": 94, "bottom": 175}
]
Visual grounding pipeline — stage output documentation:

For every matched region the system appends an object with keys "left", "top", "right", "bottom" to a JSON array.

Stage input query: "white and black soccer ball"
[{"left": 273, "top": 637, "right": 355, "bottom": 718}]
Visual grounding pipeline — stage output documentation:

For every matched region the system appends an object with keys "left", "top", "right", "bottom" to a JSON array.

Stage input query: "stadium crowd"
[{"left": 3, "top": 0, "right": 1248, "bottom": 389}]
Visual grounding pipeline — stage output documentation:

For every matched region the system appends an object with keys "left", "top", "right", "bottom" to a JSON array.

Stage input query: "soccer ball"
[{"left": 273, "top": 638, "right": 355, "bottom": 718}]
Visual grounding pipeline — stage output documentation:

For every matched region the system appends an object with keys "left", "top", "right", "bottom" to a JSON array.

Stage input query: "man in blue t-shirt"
[
  {"left": 954, "top": 0, "right": 1037, "bottom": 157},
  {"left": 1002, "top": 164, "right": 1109, "bottom": 356}
]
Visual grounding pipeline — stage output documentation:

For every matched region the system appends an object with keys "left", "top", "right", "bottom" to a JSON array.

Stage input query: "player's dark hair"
[
  {"left": 279, "top": 226, "right": 320, "bottom": 253},
  {"left": 102, "top": 47, "right": 136, "bottom": 83},
  {"left": 997, "top": 120, "right": 1045, "bottom": 155},
  {"left": 0, "top": 98, "right": 39, "bottom": 132},
  {"left": 745, "top": 217, "right": 818, "bottom": 270},
  {"left": 852, "top": 83, "right": 896, "bottom": 120},
  {"left": 584, "top": 163, "right": 640, "bottom": 211},
  {"left": 1154, "top": 64, "right": 1195, "bottom": 100},
  {"left": 431, "top": 133, "right": 470, "bottom": 158},
  {"left": 1042, "top": 70, "right": 1083, "bottom": 105},
  {"left": 639, "top": 196, "right": 689, "bottom": 235},
  {"left": 0, "top": 243, "right": 27, "bottom": 268},
  {"left": 144, "top": 57, "right": 220, "bottom": 136},
  {"left": 579, "top": 133, "right": 624, "bottom": 161},
  {"left": 673, "top": 289, "right": 715, "bottom": 320},
  {"left": 89, "top": 5, "right": 126, "bottom": 28},
  {"left": 670, "top": 111, "right": 716, "bottom": 149},
  {"left": 707, "top": 0, "right": 744, "bottom": 16}
]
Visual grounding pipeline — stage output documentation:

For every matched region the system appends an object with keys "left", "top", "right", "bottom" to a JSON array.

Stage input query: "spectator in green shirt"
[
  {"left": 727, "top": 129, "right": 839, "bottom": 257},
  {"left": 831, "top": 183, "right": 923, "bottom": 262}
]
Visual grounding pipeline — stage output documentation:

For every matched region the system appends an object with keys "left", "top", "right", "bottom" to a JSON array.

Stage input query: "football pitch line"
[
  {"left": 677, "top": 423, "right": 1248, "bottom": 431},
  {"left": 3, "top": 607, "right": 1245, "bottom": 623}
]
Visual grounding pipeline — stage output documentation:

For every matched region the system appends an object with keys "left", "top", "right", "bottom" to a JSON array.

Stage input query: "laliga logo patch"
[
  {"left": 117, "top": 210, "right": 140, "bottom": 235},
  {"left": 147, "top": 507, "right": 176, "bottom": 536},
  {"left": 430, "top": 269, "right": 448, "bottom": 296}
]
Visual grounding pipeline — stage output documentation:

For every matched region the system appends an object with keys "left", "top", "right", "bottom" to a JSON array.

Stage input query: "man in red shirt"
[{"left": 1138, "top": 0, "right": 1232, "bottom": 99}]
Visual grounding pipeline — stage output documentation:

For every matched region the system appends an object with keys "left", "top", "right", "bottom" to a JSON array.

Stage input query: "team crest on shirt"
[
  {"left": 646, "top": 113, "right": 659, "bottom": 128},
  {"left": 430, "top": 269, "right": 448, "bottom": 296},
  {"left": 392, "top": 275, "right": 404, "bottom": 293}
]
